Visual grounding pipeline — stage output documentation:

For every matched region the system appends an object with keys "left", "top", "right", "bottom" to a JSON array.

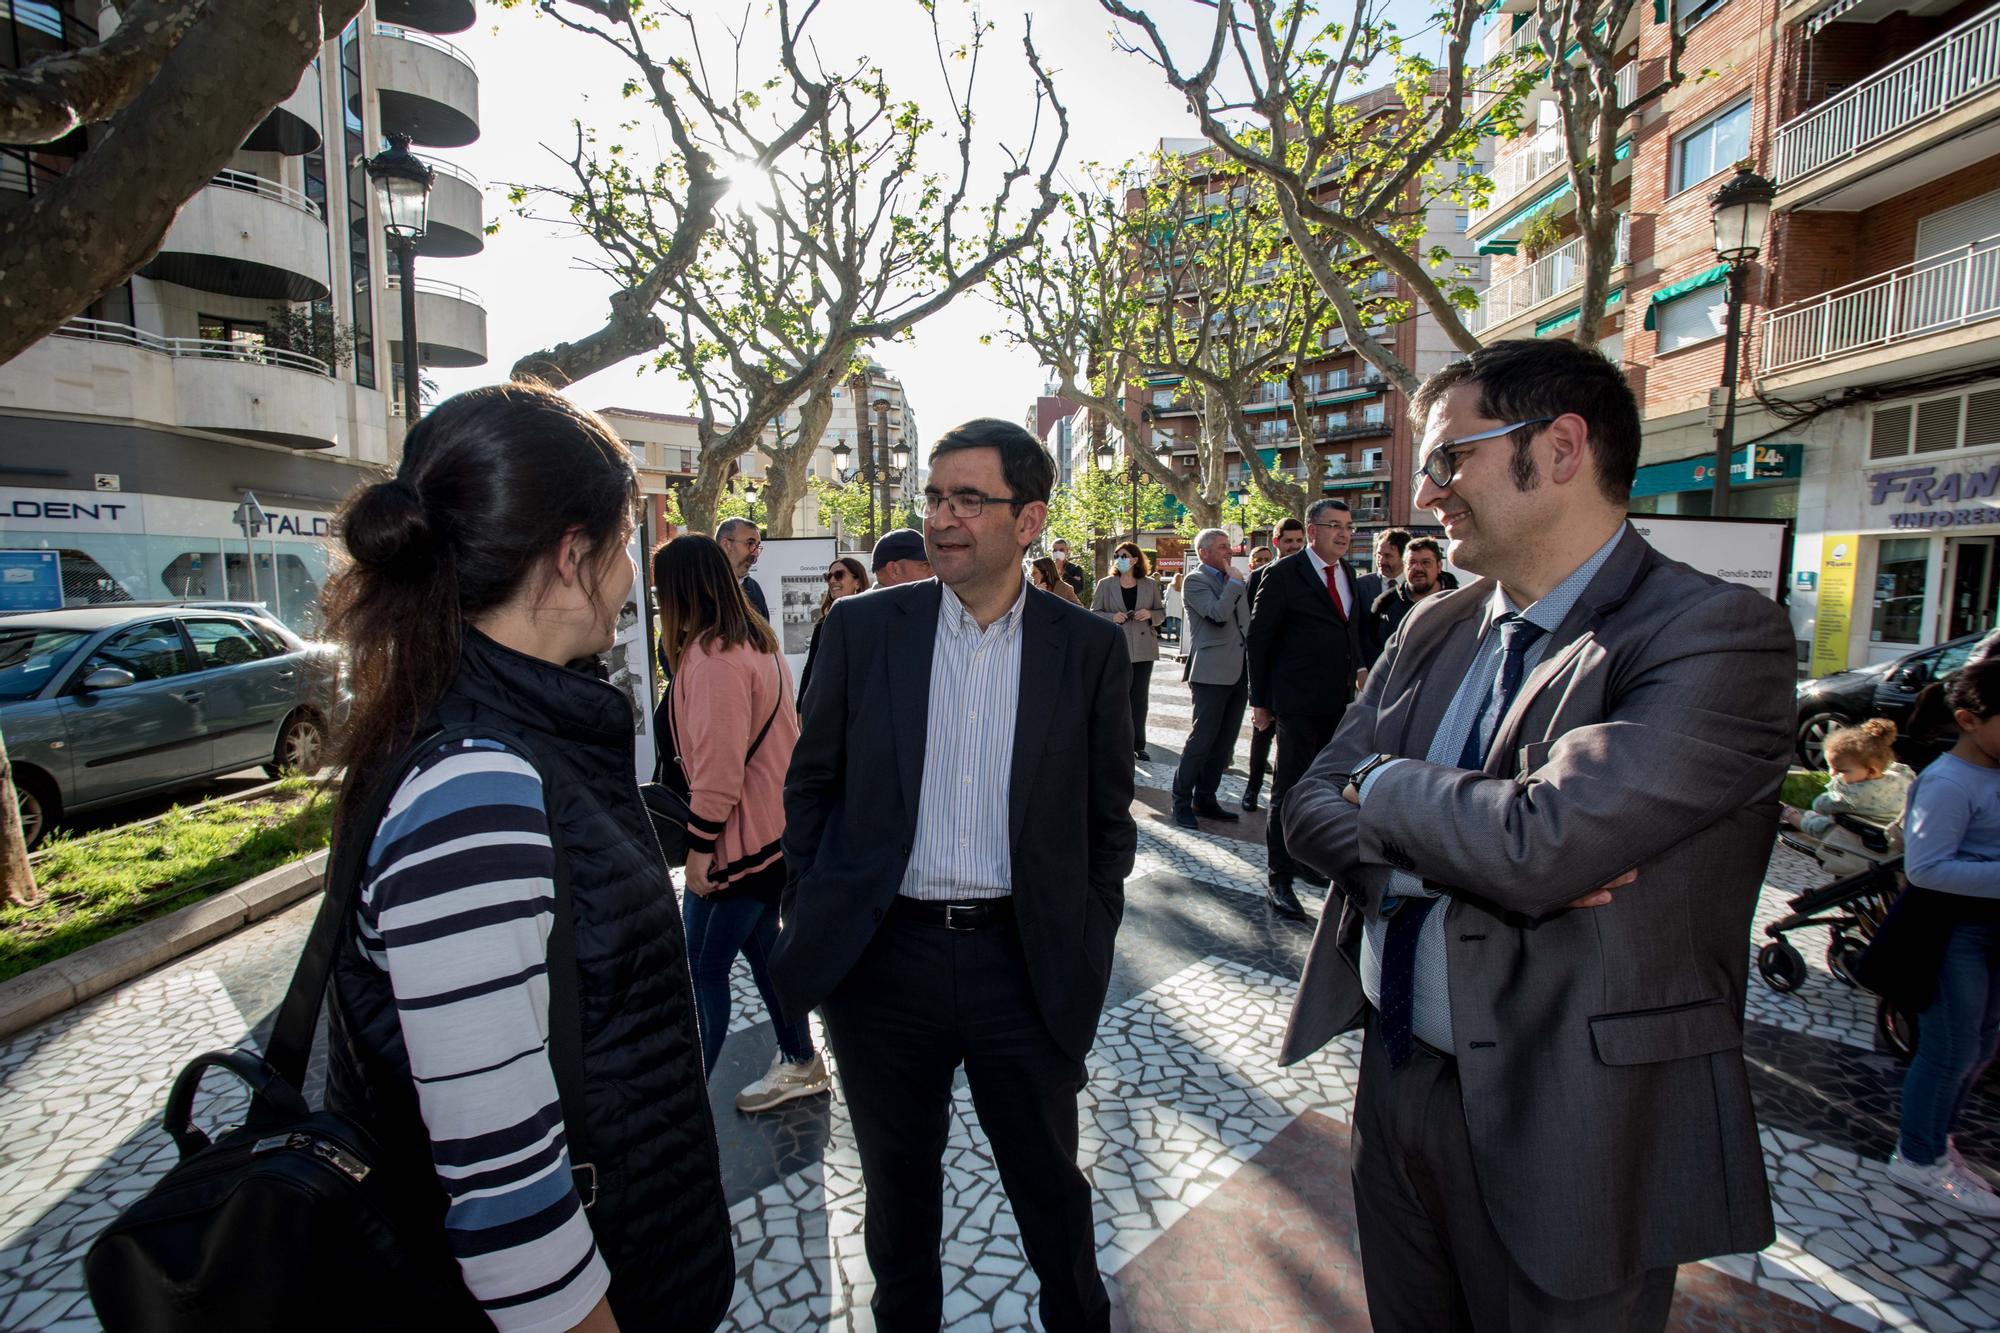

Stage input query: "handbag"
[
  {"left": 85, "top": 726, "right": 590, "bottom": 1332},
  {"left": 645, "top": 659, "right": 781, "bottom": 870}
]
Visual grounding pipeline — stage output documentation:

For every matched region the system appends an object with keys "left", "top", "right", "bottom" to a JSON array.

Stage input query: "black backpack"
[{"left": 85, "top": 727, "right": 590, "bottom": 1332}]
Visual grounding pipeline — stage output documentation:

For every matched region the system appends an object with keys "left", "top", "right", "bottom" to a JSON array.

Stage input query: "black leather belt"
[{"left": 888, "top": 896, "right": 1015, "bottom": 931}]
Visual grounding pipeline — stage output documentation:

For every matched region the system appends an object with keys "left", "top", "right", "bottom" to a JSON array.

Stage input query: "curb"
[{"left": 0, "top": 851, "right": 327, "bottom": 1041}]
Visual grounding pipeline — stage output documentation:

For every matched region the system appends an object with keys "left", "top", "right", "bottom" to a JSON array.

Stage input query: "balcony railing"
[
  {"left": 382, "top": 274, "right": 486, "bottom": 306},
  {"left": 1760, "top": 235, "right": 2000, "bottom": 373},
  {"left": 210, "top": 168, "right": 323, "bottom": 220},
  {"left": 1473, "top": 124, "right": 1566, "bottom": 225},
  {"left": 375, "top": 21, "right": 475, "bottom": 69},
  {"left": 416, "top": 153, "right": 482, "bottom": 189},
  {"left": 1775, "top": 2, "right": 2000, "bottom": 186},
  {"left": 53, "top": 317, "right": 332, "bottom": 375},
  {"left": 1466, "top": 214, "right": 1629, "bottom": 335}
]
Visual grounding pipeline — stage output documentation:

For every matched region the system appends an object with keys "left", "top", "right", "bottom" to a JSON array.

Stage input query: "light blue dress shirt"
[{"left": 1358, "top": 526, "right": 1627, "bottom": 1049}]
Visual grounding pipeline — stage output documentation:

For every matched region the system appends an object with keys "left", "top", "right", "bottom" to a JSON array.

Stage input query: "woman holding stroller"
[{"left": 1888, "top": 658, "right": 2000, "bottom": 1217}]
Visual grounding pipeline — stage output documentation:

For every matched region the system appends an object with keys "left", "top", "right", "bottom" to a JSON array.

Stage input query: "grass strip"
[{"left": 0, "top": 776, "right": 334, "bottom": 983}]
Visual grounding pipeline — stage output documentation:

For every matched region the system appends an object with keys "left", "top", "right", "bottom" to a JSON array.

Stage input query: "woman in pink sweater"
[{"left": 655, "top": 536, "right": 829, "bottom": 1113}]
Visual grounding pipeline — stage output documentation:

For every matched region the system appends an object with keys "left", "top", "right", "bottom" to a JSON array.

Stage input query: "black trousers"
[
  {"left": 1245, "top": 717, "right": 1276, "bottom": 802},
  {"left": 1173, "top": 675, "right": 1247, "bottom": 805},
  {"left": 1352, "top": 1019, "right": 1678, "bottom": 1332},
  {"left": 819, "top": 915, "right": 1109, "bottom": 1333},
  {"left": 1128, "top": 660, "right": 1153, "bottom": 750},
  {"left": 1265, "top": 712, "right": 1338, "bottom": 884}
]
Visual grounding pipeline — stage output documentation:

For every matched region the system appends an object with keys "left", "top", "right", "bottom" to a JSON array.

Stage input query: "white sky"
[{"left": 427, "top": 0, "right": 1443, "bottom": 438}]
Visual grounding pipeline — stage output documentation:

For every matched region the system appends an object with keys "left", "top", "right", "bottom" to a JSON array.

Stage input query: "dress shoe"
[
  {"left": 1193, "top": 800, "right": 1239, "bottom": 822},
  {"left": 1135, "top": 746, "right": 1151, "bottom": 760},
  {"left": 1265, "top": 880, "right": 1308, "bottom": 920},
  {"left": 1172, "top": 803, "right": 1199, "bottom": 830},
  {"left": 1241, "top": 793, "right": 1260, "bottom": 812}
]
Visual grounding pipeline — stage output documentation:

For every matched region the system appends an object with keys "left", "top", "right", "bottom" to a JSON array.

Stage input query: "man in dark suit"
[
  {"left": 1246, "top": 497, "right": 1361, "bottom": 920},
  {"left": 1242, "top": 517, "right": 1305, "bottom": 812},
  {"left": 1280, "top": 339, "right": 1791, "bottom": 1330},
  {"left": 1351, "top": 526, "right": 1409, "bottom": 634},
  {"left": 773, "top": 418, "right": 1135, "bottom": 1333},
  {"left": 716, "top": 517, "right": 769, "bottom": 619}
]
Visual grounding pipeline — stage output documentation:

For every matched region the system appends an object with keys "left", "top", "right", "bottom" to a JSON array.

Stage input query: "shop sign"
[
  {"left": 1867, "top": 458, "right": 2000, "bottom": 529},
  {"left": 0, "top": 487, "right": 143, "bottom": 534},
  {"left": 1629, "top": 443, "right": 1800, "bottom": 498},
  {"left": 0, "top": 550, "right": 62, "bottom": 612},
  {"left": 1812, "top": 535, "right": 1859, "bottom": 678}
]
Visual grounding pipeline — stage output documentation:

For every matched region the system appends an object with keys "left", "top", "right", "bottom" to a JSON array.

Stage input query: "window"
[
  {"left": 1453, "top": 210, "right": 1469, "bottom": 233},
  {"left": 1871, "top": 538, "right": 1929, "bottom": 645},
  {"left": 184, "top": 618, "right": 276, "bottom": 669},
  {"left": 1673, "top": 100, "right": 1751, "bottom": 195},
  {"left": 198, "top": 315, "right": 268, "bottom": 357},
  {"left": 1653, "top": 286, "right": 1728, "bottom": 353},
  {"left": 0, "top": 628, "right": 89, "bottom": 703},
  {"left": 1676, "top": 0, "right": 1731, "bottom": 29},
  {"left": 79, "top": 622, "right": 191, "bottom": 684}
]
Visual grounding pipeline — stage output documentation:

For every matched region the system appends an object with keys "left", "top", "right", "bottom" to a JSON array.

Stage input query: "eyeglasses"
[
  {"left": 922, "top": 490, "right": 1030, "bottom": 519},
  {"left": 825, "top": 570, "right": 849, "bottom": 583},
  {"left": 1413, "top": 417, "right": 1555, "bottom": 489}
]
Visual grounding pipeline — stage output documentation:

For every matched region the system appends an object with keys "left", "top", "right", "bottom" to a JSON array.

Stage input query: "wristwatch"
[{"left": 1338, "top": 752, "right": 1397, "bottom": 794}]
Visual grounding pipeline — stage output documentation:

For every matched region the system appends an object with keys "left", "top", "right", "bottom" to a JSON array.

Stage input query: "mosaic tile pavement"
[{"left": 2, "top": 668, "right": 1997, "bottom": 1331}]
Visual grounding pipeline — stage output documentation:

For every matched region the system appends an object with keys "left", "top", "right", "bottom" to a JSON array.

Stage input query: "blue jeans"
[
  {"left": 681, "top": 890, "right": 812, "bottom": 1076},
  {"left": 1899, "top": 920, "right": 2000, "bottom": 1164}
]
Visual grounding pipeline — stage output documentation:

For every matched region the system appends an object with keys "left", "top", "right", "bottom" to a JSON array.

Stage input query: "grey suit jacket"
[
  {"left": 1278, "top": 525, "right": 1790, "bottom": 1300},
  {"left": 1090, "top": 575, "right": 1164, "bottom": 664},
  {"left": 1178, "top": 564, "right": 1248, "bottom": 686}
]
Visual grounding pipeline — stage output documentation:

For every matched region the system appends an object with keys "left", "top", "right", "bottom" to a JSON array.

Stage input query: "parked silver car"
[{"left": 0, "top": 607, "right": 343, "bottom": 848}]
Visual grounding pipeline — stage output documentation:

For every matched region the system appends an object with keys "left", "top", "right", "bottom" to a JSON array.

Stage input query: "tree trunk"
[
  {"left": 0, "top": 0, "right": 365, "bottom": 368},
  {"left": 757, "top": 378, "right": 837, "bottom": 538},
  {"left": 0, "top": 729, "right": 37, "bottom": 905}
]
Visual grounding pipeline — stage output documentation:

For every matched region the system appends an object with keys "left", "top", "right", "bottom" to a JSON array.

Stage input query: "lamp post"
[
  {"left": 364, "top": 133, "right": 435, "bottom": 425},
  {"left": 832, "top": 420, "right": 910, "bottom": 548},
  {"left": 1708, "top": 165, "right": 1774, "bottom": 519}
]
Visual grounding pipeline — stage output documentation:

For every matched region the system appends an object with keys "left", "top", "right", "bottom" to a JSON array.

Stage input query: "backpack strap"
[{"left": 264, "top": 726, "right": 588, "bottom": 1174}]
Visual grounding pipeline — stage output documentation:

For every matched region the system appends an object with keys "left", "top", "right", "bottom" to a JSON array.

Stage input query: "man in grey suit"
[
  {"left": 1280, "top": 339, "right": 1792, "bottom": 1330},
  {"left": 1171, "top": 528, "right": 1249, "bottom": 830}
]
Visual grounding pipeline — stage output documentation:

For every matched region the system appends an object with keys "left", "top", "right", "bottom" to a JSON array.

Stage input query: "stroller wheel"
[
  {"left": 1877, "top": 997, "right": 1919, "bottom": 1061},
  {"left": 1758, "top": 939, "right": 1808, "bottom": 993},
  {"left": 1826, "top": 936, "right": 1860, "bottom": 988}
]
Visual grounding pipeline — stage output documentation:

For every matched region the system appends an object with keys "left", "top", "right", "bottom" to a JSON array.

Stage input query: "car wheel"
[
  {"left": 1797, "top": 710, "right": 1850, "bottom": 769},
  {"left": 14, "top": 770, "right": 58, "bottom": 853},
  {"left": 268, "top": 711, "right": 325, "bottom": 778}
]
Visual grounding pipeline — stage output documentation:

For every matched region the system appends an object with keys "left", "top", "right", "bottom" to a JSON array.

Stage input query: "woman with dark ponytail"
[{"left": 321, "top": 383, "right": 732, "bottom": 1332}]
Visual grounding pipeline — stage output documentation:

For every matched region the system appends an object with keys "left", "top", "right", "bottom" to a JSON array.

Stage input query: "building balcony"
[
  {"left": 242, "top": 63, "right": 322, "bottom": 155},
  {"left": 1759, "top": 234, "right": 2000, "bottom": 390},
  {"left": 412, "top": 155, "right": 483, "bottom": 257},
  {"left": 139, "top": 171, "right": 331, "bottom": 302},
  {"left": 367, "top": 23, "right": 479, "bottom": 148},
  {"left": 1466, "top": 215, "right": 1629, "bottom": 337},
  {"left": 377, "top": 276, "right": 488, "bottom": 368},
  {"left": 1774, "top": 2, "right": 2000, "bottom": 211},
  {"left": 1468, "top": 99, "right": 1632, "bottom": 252},
  {"left": 376, "top": 0, "right": 476, "bottom": 33},
  {"left": 1471, "top": 22, "right": 1640, "bottom": 122},
  {"left": 0, "top": 318, "right": 341, "bottom": 449}
]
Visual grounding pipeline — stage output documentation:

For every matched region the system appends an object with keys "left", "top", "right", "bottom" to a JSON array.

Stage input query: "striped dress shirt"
[
  {"left": 1358, "top": 525, "right": 1626, "bottom": 1050},
  {"left": 899, "top": 579, "right": 1027, "bottom": 901},
  {"left": 359, "top": 738, "right": 610, "bottom": 1332}
]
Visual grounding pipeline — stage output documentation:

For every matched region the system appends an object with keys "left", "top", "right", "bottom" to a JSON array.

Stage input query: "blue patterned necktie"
[{"left": 1381, "top": 612, "right": 1547, "bottom": 1071}]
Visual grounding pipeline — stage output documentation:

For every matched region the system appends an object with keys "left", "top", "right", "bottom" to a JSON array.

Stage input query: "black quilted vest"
[{"left": 324, "top": 629, "right": 732, "bottom": 1333}]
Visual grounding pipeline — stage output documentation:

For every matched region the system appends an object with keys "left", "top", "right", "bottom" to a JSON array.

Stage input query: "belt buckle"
[
  {"left": 943, "top": 903, "right": 977, "bottom": 932},
  {"left": 573, "top": 1161, "right": 598, "bottom": 1208}
]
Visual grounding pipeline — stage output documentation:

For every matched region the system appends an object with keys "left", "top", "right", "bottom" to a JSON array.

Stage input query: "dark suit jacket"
[
  {"left": 742, "top": 575, "right": 770, "bottom": 621},
  {"left": 1277, "top": 525, "right": 1790, "bottom": 1300},
  {"left": 1362, "top": 583, "right": 1422, "bottom": 663},
  {"left": 771, "top": 580, "right": 1137, "bottom": 1060},
  {"left": 1246, "top": 550, "right": 1360, "bottom": 719}
]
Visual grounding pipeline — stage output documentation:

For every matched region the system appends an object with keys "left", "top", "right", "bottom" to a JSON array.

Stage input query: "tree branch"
[{"left": 0, "top": 0, "right": 203, "bottom": 144}]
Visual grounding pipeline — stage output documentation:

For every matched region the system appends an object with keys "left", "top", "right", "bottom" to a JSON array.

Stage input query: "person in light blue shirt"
[{"left": 1890, "top": 658, "right": 2000, "bottom": 1218}]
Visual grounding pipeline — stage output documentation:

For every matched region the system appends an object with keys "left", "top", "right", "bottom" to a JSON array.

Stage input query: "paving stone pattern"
[{"left": 2, "top": 669, "right": 1997, "bottom": 1331}]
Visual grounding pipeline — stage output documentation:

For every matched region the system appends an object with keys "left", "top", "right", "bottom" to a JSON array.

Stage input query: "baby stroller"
[{"left": 1761, "top": 812, "right": 1917, "bottom": 1058}]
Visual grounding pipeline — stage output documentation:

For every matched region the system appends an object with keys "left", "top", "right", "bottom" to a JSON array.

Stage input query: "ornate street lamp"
[
  {"left": 742, "top": 479, "right": 761, "bottom": 525},
  {"left": 1708, "top": 166, "right": 1775, "bottom": 518},
  {"left": 364, "top": 133, "right": 435, "bottom": 425}
]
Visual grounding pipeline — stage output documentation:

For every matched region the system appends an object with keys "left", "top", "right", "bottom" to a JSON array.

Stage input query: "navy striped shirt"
[{"left": 358, "top": 738, "right": 609, "bottom": 1332}]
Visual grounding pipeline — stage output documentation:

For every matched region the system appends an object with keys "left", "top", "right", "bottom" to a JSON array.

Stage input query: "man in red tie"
[{"left": 1246, "top": 498, "right": 1362, "bottom": 919}]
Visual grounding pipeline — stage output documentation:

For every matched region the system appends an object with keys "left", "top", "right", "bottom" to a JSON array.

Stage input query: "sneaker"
[
  {"left": 1888, "top": 1150, "right": 2000, "bottom": 1218},
  {"left": 735, "top": 1051, "right": 831, "bottom": 1113}
]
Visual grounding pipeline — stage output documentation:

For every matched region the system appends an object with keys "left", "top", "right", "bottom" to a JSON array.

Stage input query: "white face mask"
[
  {"left": 1053, "top": 550, "right": 1069, "bottom": 563},
  {"left": 1115, "top": 557, "right": 1133, "bottom": 574}
]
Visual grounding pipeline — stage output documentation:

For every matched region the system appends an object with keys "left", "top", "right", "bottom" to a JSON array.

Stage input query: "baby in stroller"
[{"left": 1783, "top": 718, "right": 1914, "bottom": 849}]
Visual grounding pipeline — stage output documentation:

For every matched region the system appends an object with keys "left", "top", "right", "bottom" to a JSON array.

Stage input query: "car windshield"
[{"left": 0, "top": 628, "right": 91, "bottom": 703}]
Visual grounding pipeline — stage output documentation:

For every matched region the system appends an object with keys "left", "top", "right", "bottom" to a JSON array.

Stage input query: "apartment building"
[
  {"left": 1136, "top": 123, "right": 1486, "bottom": 545},
  {"left": 600, "top": 360, "right": 919, "bottom": 548},
  {"left": 1469, "top": 0, "right": 2000, "bottom": 670},
  {"left": 0, "top": 1, "right": 487, "bottom": 632}
]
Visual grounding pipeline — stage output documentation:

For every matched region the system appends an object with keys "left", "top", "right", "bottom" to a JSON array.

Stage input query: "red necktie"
[{"left": 1325, "top": 565, "right": 1347, "bottom": 620}]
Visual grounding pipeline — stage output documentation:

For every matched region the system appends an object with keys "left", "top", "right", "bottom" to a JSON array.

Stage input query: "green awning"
[
  {"left": 1474, "top": 140, "right": 1631, "bottom": 254},
  {"left": 1313, "top": 386, "right": 1381, "bottom": 406},
  {"left": 1654, "top": 0, "right": 1667, "bottom": 21},
  {"left": 1322, "top": 478, "right": 1381, "bottom": 491},
  {"left": 1144, "top": 375, "right": 1183, "bottom": 387},
  {"left": 1533, "top": 286, "right": 1626, "bottom": 336},
  {"left": 1641, "top": 263, "right": 1731, "bottom": 329}
]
